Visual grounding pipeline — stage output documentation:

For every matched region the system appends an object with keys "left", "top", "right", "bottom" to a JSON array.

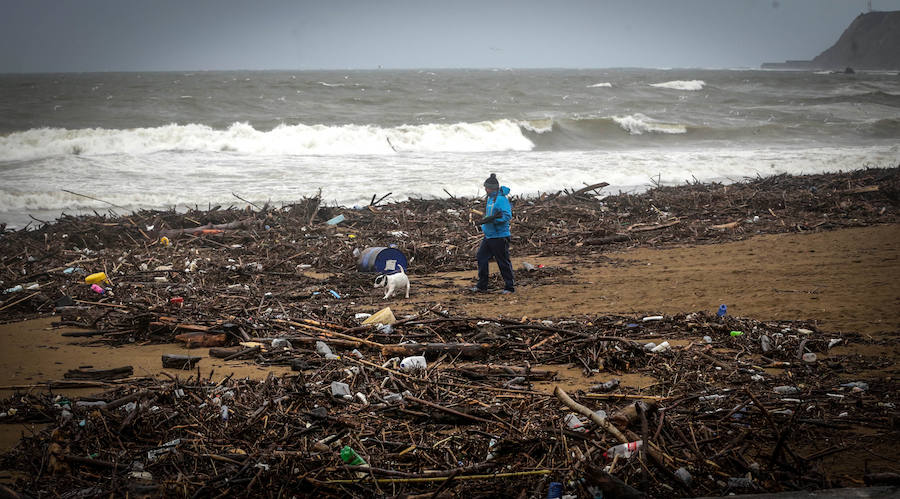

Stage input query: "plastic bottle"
[
  {"left": 564, "top": 413, "right": 586, "bottom": 432},
  {"left": 760, "top": 334, "right": 772, "bottom": 353},
  {"left": 730, "top": 330, "right": 743, "bottom": 337},
  {"left": 604, "top": 440, "right": 643, "bottom": 459},
  {"left": 773, "top": 386, "right": 798, "bottom": 395},
  {"left": 650, "top": 341, "right": 671, "bottom": 353},
  {"left": 315, "top": 341, "right": 333, "bottom": 357},
  {"left": 589, "top": 379, "right": 620, "bottom": 392},
  {"left": 220, "top": 405, "right": 229, "bottom": 421},
  {"left": 546, "top": 482, "right": 563, "bottom": 499},
  {"left": 717, "top": 304, "right": 727, "bottom": 317},
  {"left": 85, "top": 272, "right": 107, "bottom": 285},
  {"left": 340, "top": 445, "right": 367, "bottom": 466},
  {"left": 675, "top": 467, "right": 693, "bottom": 486},
  {"left": 399, "top": 356, "right": 427, "bottom": 371},
  {"left": 485, "top": 438, "right": 498, "bottom": 461}
]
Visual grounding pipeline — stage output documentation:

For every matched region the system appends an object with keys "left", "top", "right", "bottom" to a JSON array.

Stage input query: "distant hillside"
[{"left": 762, "top": 10, "right": 900, "bottom": 70}]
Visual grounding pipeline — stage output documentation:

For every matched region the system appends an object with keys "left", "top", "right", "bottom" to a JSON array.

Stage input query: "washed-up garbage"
[
  {"left": 362, "top": 307, "right": 396, "bottom": 325},
  {"left": 84, "top": 272, "right": 108, "bottom": 284},
  {"left": 604, "top": 440, "right": 643, "bottom": 459},
  {"left": 841, "top": 381, "right": 869, "bottom": 391},
  {"left": 589, "top": 379, "right": 620, "bottom": 392},
  {"left": 315, "top": 341, "right": 333, "bottom": 357},
  {"left": 564, "top": 413, "right": 587, "bottom": 432},
  {"left": 325, "top": 214, "right": 345, "bottom": 225},
  {"left": 271, "top": 338, "right": 292, "bottom": 350},
  {"left": 330, "top": 381, "right": 351, "bottom": 399},
  {"left": 399, "top": 355, "right": 426, "bottom": 371},
  {"left": 650, "top": 341, "right": 670, "bottom": 353},
  {"left": 774, "top": 385, "right": 799, "bottom": 395},
  {"left": 0, "top": 168, "right": 894, "bottom": 498}
]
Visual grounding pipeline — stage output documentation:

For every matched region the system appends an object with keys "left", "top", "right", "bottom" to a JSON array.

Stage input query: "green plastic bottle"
[{"left": 340, "top": 445, "right": 367, "bottom": 466}]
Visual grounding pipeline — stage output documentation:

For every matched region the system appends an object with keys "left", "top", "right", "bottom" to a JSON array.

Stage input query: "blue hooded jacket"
[{"left": 481, "top": 186, "right": 512, "bottom": 239}]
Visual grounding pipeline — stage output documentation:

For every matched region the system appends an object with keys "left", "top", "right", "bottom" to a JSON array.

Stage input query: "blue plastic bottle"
[
  {"left": 547, "top": 481, "right": 563, "bottom": 499},
  {"left": 717, "top": 304, "right": 727, "bottom": 317}
]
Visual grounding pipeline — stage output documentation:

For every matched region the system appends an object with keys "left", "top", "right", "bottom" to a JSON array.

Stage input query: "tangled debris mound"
[
  {"left": 0, "top": 168, "right": 898, "bottom": 497},
  {"left": 1, "top": 309, "right": 896, "bottom": 497},
  {"left": 1, "top": 167, "right": 897, "bottom": 334}
]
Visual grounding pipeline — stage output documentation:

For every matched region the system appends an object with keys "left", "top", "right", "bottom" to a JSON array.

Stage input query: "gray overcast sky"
[{"left": 1, "top": 0, "right": 898, "bottom": 73}]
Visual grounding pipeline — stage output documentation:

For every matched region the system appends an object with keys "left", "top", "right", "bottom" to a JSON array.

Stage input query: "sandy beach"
[{"left": 1, "top": 169, "right": 898, "bottom": 497}]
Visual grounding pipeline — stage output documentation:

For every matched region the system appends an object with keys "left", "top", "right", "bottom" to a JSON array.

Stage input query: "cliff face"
[{"left": 763, "top": 10, "right": 900, "bottom": 70}]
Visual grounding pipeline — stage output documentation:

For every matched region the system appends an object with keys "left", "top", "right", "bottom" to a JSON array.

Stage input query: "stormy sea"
[{"left": 1, "top": 68, "right": 898, "bottom": 228}]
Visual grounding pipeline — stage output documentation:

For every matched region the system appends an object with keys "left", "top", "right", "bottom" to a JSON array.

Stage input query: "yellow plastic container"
[
  {"left": 361, "top": 307, "right": 396, "bottom": 326},
  {"left": 84, "top": 272, "right": 108, "bottom": 284}
]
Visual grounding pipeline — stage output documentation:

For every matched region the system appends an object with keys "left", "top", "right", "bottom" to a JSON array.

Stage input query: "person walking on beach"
[{"left": 472, "top": 173, "right": 515, "bottom": 294}]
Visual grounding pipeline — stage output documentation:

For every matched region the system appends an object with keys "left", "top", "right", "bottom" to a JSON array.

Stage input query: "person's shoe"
[
  {"left": 468, "top": 286, "right": 488, "bottom": 293},
  {"left": 499, "top": 289, "right": 514, "bottom": 295}
]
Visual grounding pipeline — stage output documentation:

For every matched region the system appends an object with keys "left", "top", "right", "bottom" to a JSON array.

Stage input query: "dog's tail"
[{"left": 397, "top": 264, "right": 405, "bottom": 274}]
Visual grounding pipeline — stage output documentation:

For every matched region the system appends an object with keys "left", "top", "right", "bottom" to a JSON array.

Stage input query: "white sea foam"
[
  {"left": 519, "top": 119, "right": 554, "bottom": 134},
  {"left": 612, "top": 114, "right": 687, "bottom": 135},
  {"left": 0, "top": 120, "right": 535, "bottom": 161},
  {"left": 2, "top": 145, "right": 897, "bottom": 229},
  {"left": 650, "top": 80, "right": 705, "bottom": 91},
  {"left": 587, "top": 82, "right": 612, "bottom": 88}
]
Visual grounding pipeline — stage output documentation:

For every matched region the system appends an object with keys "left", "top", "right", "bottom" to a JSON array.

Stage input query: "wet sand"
[{"left": 406, "top": 224, "right": 900, "bottom": 336}]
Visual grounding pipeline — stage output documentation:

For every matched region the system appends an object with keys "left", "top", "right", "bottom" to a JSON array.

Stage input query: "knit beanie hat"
[{"left": 483, "top": 173, "right": 499, "bottom": 189}]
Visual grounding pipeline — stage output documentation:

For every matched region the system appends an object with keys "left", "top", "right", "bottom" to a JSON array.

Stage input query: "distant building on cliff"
[{"left": 762, "top": 10, "right": 900, "bottom": 70}]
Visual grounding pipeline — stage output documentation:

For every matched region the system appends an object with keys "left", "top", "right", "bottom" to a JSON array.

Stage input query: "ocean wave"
[
  {"left": 799, "top": 90, "right": 900, "bottom": 108},
  {"left": 519, "top": 118, "right": 554, "bottom": 134},
  {"left": 612, "top": 114, "right": 687, "bottom": 135},
  {"left": 587, "top": 82, "right": 612, "bottom": 88},
  {"left": 0, "top": 120, "right": 535, "bottom": 161},
  {"left": 862, "top": 118, "right": 900, "bottom": 138},
  {"left": 0, "top": 189, "right": 174, "bottom": 212},
  {"left": 3, "top": 146, "right": 898, "bottom": 229},
  {"left": 650, "top": 80, "right": 705, "bottom": 91}
]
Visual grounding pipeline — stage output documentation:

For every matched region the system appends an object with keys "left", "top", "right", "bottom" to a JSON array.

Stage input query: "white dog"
[{"left": 374, "top": 265, "right": 410, "bottom": 300}]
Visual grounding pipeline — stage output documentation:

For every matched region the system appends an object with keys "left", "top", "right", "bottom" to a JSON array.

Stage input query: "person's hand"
[{"left": 480, "top": 213, "right": 501, "bottom": 224}]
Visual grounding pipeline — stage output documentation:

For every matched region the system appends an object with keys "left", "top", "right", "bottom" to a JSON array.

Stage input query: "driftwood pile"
[
  {"left": 0, "top": 167, "right": 898, "bottom": 497},
  {"left": 0, "top": 309, "right": 897, "bottom": 497},
  {"left": 0, "top": 167, "right": 897, "bottom": 336}
]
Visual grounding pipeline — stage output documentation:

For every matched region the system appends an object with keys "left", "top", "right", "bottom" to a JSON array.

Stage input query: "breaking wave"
[
  {"left": 0, "top": 120, "right": 536, "bottom": 161},
  {"left": 611, "top": 114, "right": 688, "bottom": 135},
  {"left": 587, "top": 82, "right": 612, "bottom": 88},
  {"left": 650, "top": 80, "right": 705, "bottom": 91}
]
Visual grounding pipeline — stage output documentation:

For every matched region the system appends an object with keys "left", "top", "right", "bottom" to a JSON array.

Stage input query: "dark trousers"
[{"left": 476, "top": 237, "right": 515, "bottom": 291}]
